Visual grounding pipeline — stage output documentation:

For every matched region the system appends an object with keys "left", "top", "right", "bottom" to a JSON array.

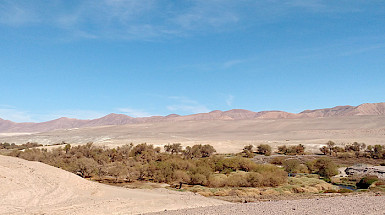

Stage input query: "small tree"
[
  {"left": 326, "top": 141, "right": 335, "bottom": 156},
  {"left": 201, "top": 144, "right": 216, "bottom": 157},
  {"left": 257, "top": 144, "right": 272, "bottom": 156},
  {"left": 182, "top": 146, "right": 193, "bottom": 159},
  {"left": 242, "top": 145, "right": 254, "bottom": 158},
  {"left": 75, "top": 157, "right": 98, "bottom": 178},
  {"left": 108, "top": 162, "right": 128, "bottom": 182},
  {"left": 314, "top": 158, "right": 338, "bottom": 179},
  {"left": 64, "top": 144, "right": 71, "bottom": 154},
  {"left": 331, "top": 146, "right": 344, "bottom": 156},
  {"left": 283, "top": 159, "right": 300, "bottom": 174},
  {"left": 164, "top": 143, "right": 183, "bottom": 155},
  {"left": 320, "top": 146, "right": 329, "bottom": 155},
  {"left": 187, "top": 144, "right": 216, "bottom": 158},
  {"left": 277, "top": 145, "right": 287, "bottom": 154}
]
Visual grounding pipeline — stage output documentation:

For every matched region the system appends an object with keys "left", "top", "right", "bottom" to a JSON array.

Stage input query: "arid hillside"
[{"left": 1, "top": 102, "right": 384, "bottom": 133}]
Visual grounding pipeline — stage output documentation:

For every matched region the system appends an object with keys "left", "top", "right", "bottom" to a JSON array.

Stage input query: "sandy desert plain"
[
  {"left": 2, "top": 115, "right": 385, "bottom": 153},
  {"left": 1, "top": 105, "right": 385, "bottom": 214}
]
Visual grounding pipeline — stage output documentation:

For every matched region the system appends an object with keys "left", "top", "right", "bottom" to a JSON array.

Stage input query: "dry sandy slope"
[
  {"left": 2, "top": 115, "right": 385, "bottom": 153},
  {"left": 147, "top": 195, "right": 385, "bottom": 215},
  {"left": 0, "top": 155, "right": 227, "bottom": 215}
]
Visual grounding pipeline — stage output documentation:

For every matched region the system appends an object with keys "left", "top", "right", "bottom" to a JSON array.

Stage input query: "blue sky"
[{"left": 1, "top": 0, "right": 384, "bottom": 122}]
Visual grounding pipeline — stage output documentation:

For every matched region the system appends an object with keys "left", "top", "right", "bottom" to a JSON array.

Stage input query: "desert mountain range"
[{"left": 0, "top": 102, "right": 384, "bottom": 133}]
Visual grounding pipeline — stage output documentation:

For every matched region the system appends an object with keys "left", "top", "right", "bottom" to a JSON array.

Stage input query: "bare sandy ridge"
[
  {"left": 146, "top": 195, "right": 385, "bottom": 215},
  {"left": 0, "top": 155, "right": 227, "bottom": 215}
]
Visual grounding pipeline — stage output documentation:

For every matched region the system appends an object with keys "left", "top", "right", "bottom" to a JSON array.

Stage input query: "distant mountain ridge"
[{"left": 0, "top": 102, "right": 384, "bottom": 133}]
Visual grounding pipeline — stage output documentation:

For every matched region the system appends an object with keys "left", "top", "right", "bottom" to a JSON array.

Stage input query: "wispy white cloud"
[
  {"left": 339, "top": 43, "right": 385, "bottom": 57},
  {"left": 117, "top": 108, "right": 152, "bottom": 117},
  {"left": 223, "top": 59, "right": 249, "bottom": 69},
  {"left": 285, "top": 0, "right": 326, "bottom": 11},
  {"left": 168, "top": 96, "right": 198, "bottom": 104},
  {"left": 0, "top": 106, "right": 108, "bottom": 122},
  {"left": 1, "top": 0, "right": 362, "bottom": 41},
  {"left": 226, "top": 95, "right": 234, "bottom": 106},
  {"left": 172, "top": 0, "right": 239, "bottom": 30},
  {"left": 167, "top": 96, "right": 210, "bottom": 114},
  {"left": 0, "top": 107, "right": 32, "bottom": 122},
  {"left": 0, "top": 1, "right": 39, "bottom": 26},
  {"left": 167, "top": 104, "right": 210, "bottom": 114}
]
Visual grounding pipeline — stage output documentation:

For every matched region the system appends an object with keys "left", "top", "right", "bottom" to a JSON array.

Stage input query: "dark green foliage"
[
  {"left": 356, "top": 176, "right": 379, "bottom": 189},
  {"left": 313, "top": 157, "right": 338, "bottom": 179}
]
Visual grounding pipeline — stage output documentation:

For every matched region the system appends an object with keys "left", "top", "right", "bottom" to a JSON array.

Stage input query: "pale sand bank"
[{"left": 0, "top": 155, "right": 227, "bottom": 215}]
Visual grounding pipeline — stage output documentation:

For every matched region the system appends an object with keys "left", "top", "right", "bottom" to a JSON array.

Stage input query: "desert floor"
[
  {"left": 146, "top": 195, "right": 385, "bottom": 215},
  {"left": 1, "top": 116, "right": 385, "bottom": 153}
]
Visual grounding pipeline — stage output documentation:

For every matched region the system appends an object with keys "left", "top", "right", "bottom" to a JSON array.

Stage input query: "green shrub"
[
  {"left": 226, "top": 172, "right": 248, "bottom": 187},
  {"left": 270, "top": 156, "right": 285, "bottom": 165},
  {"left": 314, "top": 158, "right": 338, "bottom": 179},
  {"left": 208, "top": 174, "right": 227, "bottom": 187},
  {"left": 190, "top": 173, "right": 207, "bottom": 185},
  {"left": 356, "top": 176, "right": 379, "bottom": 189},
  {"left": 283, "top": 159, "right": 301, "bottom": 173},
  {"left": 246, "top": 172, "right": 263, "bottom": 187}
]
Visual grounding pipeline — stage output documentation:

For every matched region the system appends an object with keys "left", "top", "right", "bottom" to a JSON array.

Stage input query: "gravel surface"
[{"left": 146, "top": 195, "right": 385, "bottom": 215}]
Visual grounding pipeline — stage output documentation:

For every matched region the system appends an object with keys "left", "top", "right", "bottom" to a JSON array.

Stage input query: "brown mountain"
[
  {"left": 298, "top": 103, "right": 385, "bottom": 118},
  {"left": 85, "top": 114, "right": 134, "bottom": 126},
  {"left": 0, "top": 102, "right": 384, "bottom": 133}
]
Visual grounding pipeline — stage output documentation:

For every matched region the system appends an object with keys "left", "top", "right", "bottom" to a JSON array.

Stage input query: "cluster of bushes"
[
  {"left": 320, "top": 141, "right": 385, "bottom": 159},
  {"left": 0, "top": 142, "right": 42, "bottom": 150},
  {"left": 8, "top": 142, "right": 287, "bottom": 188},
  {"left": 271, "top": 157, "right": 338, "bottom": 179},
  {"left": 242, "top": 144, "right": 306, "bottom": 157},
  {"left": 277, "top": 144, "right": 306, "bottom": 155},
  {"left": 241, "top": 144, "right": 272, "bottom": 157}
]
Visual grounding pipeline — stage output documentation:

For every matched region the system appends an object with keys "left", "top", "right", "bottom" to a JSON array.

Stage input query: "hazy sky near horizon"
[{"left": 1, "top": 0, "right": 385, "bottom": 122}]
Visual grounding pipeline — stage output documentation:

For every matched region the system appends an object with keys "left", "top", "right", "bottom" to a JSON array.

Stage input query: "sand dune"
[{"left": 0, "top": 155, "right": 227, "bottom": 215}]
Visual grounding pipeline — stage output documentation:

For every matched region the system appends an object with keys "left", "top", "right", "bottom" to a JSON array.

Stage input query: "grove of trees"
[
  {"left": 8, "top": 142, "right": 287, "bottom": 188},
  {"left": 320, "top": 141, "right": 385, "bottom": 159}
]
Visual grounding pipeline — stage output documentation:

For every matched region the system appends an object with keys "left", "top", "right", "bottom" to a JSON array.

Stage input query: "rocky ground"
[{"left": 146, "top": 195, "right": 385, "bottom": 215}]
